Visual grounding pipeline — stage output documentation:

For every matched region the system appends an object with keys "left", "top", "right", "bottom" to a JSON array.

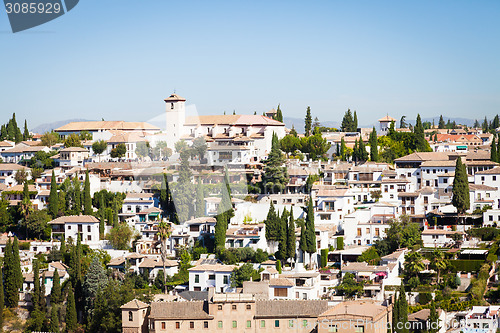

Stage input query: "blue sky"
[{"left": 1, "top": 0, "right": 499, "bottom": 130}]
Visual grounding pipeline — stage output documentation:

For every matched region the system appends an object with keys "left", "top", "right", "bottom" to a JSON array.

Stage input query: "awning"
[{"left": 148, "top": 212, "right": 160, "bottom": 217}]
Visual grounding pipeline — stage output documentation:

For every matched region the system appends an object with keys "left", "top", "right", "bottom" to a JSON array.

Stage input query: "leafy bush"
[
  {"left": 448, "top": 260, "right": 484, "bottom": 272},
  {"left": 418, "top": 292, "right": 432, "bottom": 305}
]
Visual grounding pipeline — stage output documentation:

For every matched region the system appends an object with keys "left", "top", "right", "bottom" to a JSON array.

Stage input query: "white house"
[
  {"left": 188, "top": 264, "right": 235, "bottom": 293},
  {"left": 48, "top": 215, "right": 101, "bottom": 246}
]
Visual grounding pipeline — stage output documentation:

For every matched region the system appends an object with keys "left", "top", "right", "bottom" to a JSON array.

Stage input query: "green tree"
[
  {"left": 32, "top": 259, "right": 41, "bottom": 310},
  {"left": 65, "top": 282, "right": 77, "bottom": 332},
  {"left": 48, "top": 170, "right": 59, "bottom": 218},
  {"left": 106, "top": 223, "right": 133, "bottom": 250},
  {"left": 4, "top": 238, "right": 19, "bottom": 308},
  {"left": 23, "top": 119, "right": 30, "bottom": 140},
  {"left": 276, "top": 208, "right": 289, "bottom": 261},
  {"left": 135, "top": 141, "right": 150, "bottom": 158},
  {"left": 64, "top": 134, "right": 83, "bottom": 148},
  {"left": 491, "top": 137, "right": 498, "bottom": 163},
  {"left": 369, "top": 127, "right": 379, "bottom": 161},
  {"left": 286, "top": 209, "right": 296, "bottom": 261},
  {"left": 404, "top": 251, "right": 425, "bottom": 279},
  {"left": 195, "top": 179, "right": 205, "bottom": 218},
  {"left": 110, "top": 143, "right": 126, "bottom": 158},
  {"left": 50, "top": 304, "right": 60, "bottom": 333},
  {"left": 12, "top": 237, "right": 22, "bottom": 293},
  {"left": 438, "top": 115, "right": 446, "bottom": 129},
  {"left": 192, "top": 136, "right": 207, "bottom": 160},
  {"left": 92, "top": 140, "right": 107, "bottom": 161},
  {"left": 304, "top": 198, "right": 316, "bottom": 258},
  {"left": 452, "top": 158, "right": 470, "bottom": 215},
  {"left": 51, "top": 269, "right": 61, "bottom": 304},
  {"left": 280, "top": 134, "right": 301, "bottom": 156},
  {"left": 174, "top": 140, "right": 194, "bottom": 222},
  {"left": 156, "top": 221, "right": 172, "bottom": 292},
  {"left": 22, "top": 209, "right": 51, "bottom": 240},
  {"left": 264, "top": 201, "right": 279, "bottom": 243},
  {"left": 214, "top": 169, "right": 234, "bottom": 250},
  {"left": 275, "top": 104, "right": 283, "bottom": 122},
  {"left": 398, "top": 284, "right": 409, "bottom": 333},
  {"left": 335, "top": 273, "right": 363, "bottom": 298},
  {"left": 430, "top": 249, "right": 447, "bottom": 283},
  {"left": 301, "top": 133, "right": 331, "bottom": 160},
  {"left": 341, "top": 109, "right": 355, "bottom": 132},
  {"left": 262, "top": 133, "right": 288, "bottom": 193},
  {"left": 231, "top": 263, "right": 259, "bottom": 287},
  {"left": 414, "top": 114, "right": 428, "bottom": 152},
  {"left": 0, "top": 266, "right": 3, "bottom": 330},
  {"left": 83, "top": 169, "right": 92, "bottom": 215},
  {"left": 340, "top": 137, "right": 347, "bottom": 161},
  {"left": 83, "top": 256, "right": 108, "bottom": 317},
  {"left": 400, "top": 116, "right": 407, "bottom": 129},
  {"left": 428, "top": 300, "right": 439, "bottom": 333},
  {"left": 304, "top": 106, "right": 312, "bottom": 136}
]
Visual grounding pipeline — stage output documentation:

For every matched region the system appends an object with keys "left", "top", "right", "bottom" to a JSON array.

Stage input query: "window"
[
  {"left": 232, "top": 305, "right": 237, "bottom": 310},
  {"left": 366, "top": 228, "right": 370, "bottom": 234},
  {"left": 357, "top": 228, "right": 362, "bottom": 236},
  {"left": 171, "top": 103, "right": 174, "bottom": 109},
  {"left": 494, "top": 176, "right": 497, "bottom": 181},
  {"left": 232, "top": 321, "right": 237, "bottom": 328},
  {"left": 195, "top": 274, "right": 199, "bottom": 283},
  {"left": 329, "top": 324, "right": 338, "bottom": 332},
  {"left": 223, "top": 275, "right": 229, "bottom": 284},
  {"left": 490, "top": 216, "right": 493, "bottom": 221},
  {"left": 128, "top": 311, "right": 133, "bottom": 321},
  {"left": 289, "top": 320, "right": 295, "bottom": 328},
  {"left": 355, "top": 326, "right": 365, "bottom": 333},
  {"left": 375, "top": 228, "right": 380, "bottom": 237},
  {"left": 274, "top": 320, "right": 280, "bottom": 328},
  {"left": 218, "top": 305, "right": 223, "bottom": 310},
  {"left": 274, "top": 288, "right": 287, "bottom": 297},
  {"left": 87, "top": 225, "right": 91, "bottom": 232},
  {"left": 190, "top": 322, "right": 194, "bottom": 329},
  {"left": 87, "top": 235, "right": 91, "bottom": 241},
  {"left": 260, "top": 320, "right": 265, "bottom": 328},
  {"left": 443, "top": 178, "right": 448, "bottom": 183},
  {"left": 218, "top": 321, "right": 223, "bottom": 329},
  {"left": 176, "top": 322, "right": 180, "bottom": 329},
  {"left": 162, "top": 322, "right": 166, "bottom": 329},
  {"left": 246, "top": 320, "right": 251, "bottom": 328},
  {"left": 208, "top": 274, "right": 215, "bottom": 280},
  {"left": 246, "top": 304, "right": 251, "bottom": 310},
  {"left": 302, "top": 320, "right": 308, "bottom": 328},
  {"left": 204, "top": 321, "right": 208, "bottom": 329}
]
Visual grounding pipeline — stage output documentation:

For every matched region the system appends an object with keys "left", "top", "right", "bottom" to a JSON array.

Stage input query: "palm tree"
[
  {"left": 430, "top": 249, "right": 447, "bottom": 283},
  {"left": 156, "top": 221, "right": 172, "bottom": 292},
  {"left": 404, "top": 251, "right": 425, "bottom": 279}
]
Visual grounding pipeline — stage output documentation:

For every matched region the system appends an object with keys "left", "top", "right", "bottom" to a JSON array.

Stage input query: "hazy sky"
[{"left": 1, "top": 1, "right": 499, "bottom": 130}]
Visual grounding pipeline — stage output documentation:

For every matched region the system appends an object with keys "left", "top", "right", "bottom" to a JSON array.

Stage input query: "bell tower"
[{"left": 164, "top": 93, "right": 186, "bottom": 150}]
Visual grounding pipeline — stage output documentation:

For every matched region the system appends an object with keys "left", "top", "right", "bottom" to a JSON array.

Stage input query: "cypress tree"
[
  {"left": 23, "top": 119, "right": 29, "bottom": 140},
  {"left": 275, "top": 104, "right": 283, "bottom": 122},
  {"left": 353, "top": 111, "right": 358, "bottom": 131},
  {"left": 0, "top": 266, "right": 4, "bottom": 329},
  {"left": 299, "top": 224, "right": 307, "bottom": 253},
  {"left": 398, "top": 285, "right": 409, "bottom": 333},
  {"left": 286, "top": 209, "right": 296, "bottom": 261},
  {"left": 195, "top": 178, "right": 205, "bottom": 218},
  {"left": 73, "top": 178, "right": 81, "bottom": 215},
  {"left": 83, "top": 170, "right": 92, "bottom": 215},
  {"left": 214, "top": 169, "right": 234, "bottom": 250},
  {"left": 341, "top": 109, "right": 354, "bottom": 132},
  {"left": 358, "top": 139, "right": 368, "bottom": 161},
  {"left": 4, "top": 239, "right": 17, "bottom": 308},
  {"left": 414, "top": 114, "right": 427, "bottom": 151},
  {"left": 262, "top": 133, "right": 288, "bottom": 193},
  {"left": 392, "top": 291, "right": 399, "bottom": 333},
  {"left": 438, "top": 115, "right": 445, "bottom": 129},
  {"left": 452, "top": 158, "right": 470, "bottom": 215},
  {"left": 50, "top": 305, "right": 60, "bottom": 333},
  {"left": 51, "top": 269, "right": 61, "bottom": 304},
  {"left": 491, "top": 138, "right": 497, "bottom": 162},
  {"left": 276, "top": 208, "right": 288, "bottom": 261},
  {"left": 304, "top": 106, "right": 312, "bottom": 136},
  {"left": 304, "top": 198, "right": 316, "bottom": 255},
  {"left": 369, "top": 127, "right": 379, "bottom": 162},
  {"left": 48, "top": 170, "right": 59, "bottom": 218},
  {"left": 40, "top": 272, "right": 46, "bottom": 312},
  {"left": 340, "top": 137, "right": 346, "bottom": 161},
  {"left": 65, "top": 282, "right": 77, "bottom": 332},
  {"left": 428, "top": 300, "right": 439, "bottom": 333},
  {"left": 33, "top": 260, "right": 40, "bottom": 310},
  {"left": 12, "top": 237, "right": 22, "bottom": 292},
  {"left": 264, "top": 201, "right": 278, "bottom": 242},
  {"left": 353, "top": 139, "right": 359, "bottom": 162}
]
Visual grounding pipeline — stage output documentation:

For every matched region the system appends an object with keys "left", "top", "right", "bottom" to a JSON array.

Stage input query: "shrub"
[
  {"left": 448, "top": 260, "right": 484, "bottom": 272},
  {"left": 418, "top": 292, "right": 432, "bottom": 305},
  {"left": 336, "top": 237, "right": 344, "bottom": 250}
]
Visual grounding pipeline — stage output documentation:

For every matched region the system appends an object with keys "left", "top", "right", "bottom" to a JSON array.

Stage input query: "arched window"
[{"left": 129, "top": 311, "right": 133, "bottom": 321}]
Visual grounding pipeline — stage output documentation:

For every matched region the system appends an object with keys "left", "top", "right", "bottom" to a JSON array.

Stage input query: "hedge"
[
  {"left": 448, "top": 260, "right": 484, "bottom": 272},
  {"left": 336, "top": 237, "right": 344, "bottom": 250}
]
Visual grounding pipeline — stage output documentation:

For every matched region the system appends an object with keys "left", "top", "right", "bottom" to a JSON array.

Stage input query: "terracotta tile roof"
[
  {"left": 469, "top": 184, "right": 497, "bottom": 191},
  {"left": 420, "top": 160, "right": 456, "bottom": 167},
  {"left": 255, "top": 300, "right": 328, "bottom": 318},
  {"left": 48, "top": 215, "right": 100, "bottom": 224},
  {"left": 378, "top": 115, "right": 396, "bottom": 122},
  {"left": 60, "top": 147, "right": 89, "bottom": 152},
  {"left": 149, "top": 301, "right": 210, "bottom": 320},
  {"left": 269, "top": 278, "right": 294, "bottom": 287},
  {"left": 476, "top": 167, "right": 500, "bottom": 175},
  {"left": 0, "top": 163, "right": 30, "bottom": 171},
  {"left": 121, "top": 299, "right": 149, "bottom": 310},
  {"left": 395, "top": 152, "right": 451, "bottom": 162},
  {"left": 319, "top": 300, "right": 388, "bottom": 319},
  {"left": 188, "top": 264, "right": 235, "bottom": 272},
  {"left": 164, "top": 94, "right": 186, "bottom": 102},
  {"left": 185, "top": 115, "right": 284, "bottom": 126}
]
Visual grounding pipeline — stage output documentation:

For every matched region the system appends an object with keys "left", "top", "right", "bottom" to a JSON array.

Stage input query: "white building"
[
  {"left": 48, "top": 215, "right": 101, "bottom": 246},
  {"left": 188, "top": 264, "right": 235, "bottom": 293}
]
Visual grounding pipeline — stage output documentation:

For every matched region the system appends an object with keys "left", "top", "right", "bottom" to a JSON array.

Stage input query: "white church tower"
[{"left": 164, "top": 93, "right": 186, "bottom": 150}]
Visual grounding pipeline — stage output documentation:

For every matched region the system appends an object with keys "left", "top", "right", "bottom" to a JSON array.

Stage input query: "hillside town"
[{"left": 0, "top": 95, "right": 500, "bottom": 333}]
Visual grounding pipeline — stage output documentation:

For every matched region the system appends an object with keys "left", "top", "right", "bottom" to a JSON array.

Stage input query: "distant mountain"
[
  {"left": 284, "top": 117, "right": 341, "bottom": 133},
  {"left": 31, "top": 119, "right": 94, "bottom": 134}
]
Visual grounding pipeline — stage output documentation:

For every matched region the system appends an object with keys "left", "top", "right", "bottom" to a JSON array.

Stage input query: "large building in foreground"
[{"left": 122, "top": 294, "right": 392, "bottom": 333}]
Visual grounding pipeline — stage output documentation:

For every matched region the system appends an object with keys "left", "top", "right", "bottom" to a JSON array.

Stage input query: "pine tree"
[
  {"left": 369, "top": 127, "right": 379, "bottom": 162},
  {"left": 195, "top": 178, "right": 205, "bottom": 218},
  {"left": 341, "top": 109, "right": 354, "bottom": 132},
  {"left": 50, "top": 305, "right": 60, "bottom": 333},
  {"left": 491, "top": 138, "right": 497, "bottom": 162},
  {"left": 51, "top": 269, "right": 61, "bottom": 304},
  {"left": 83, "top": 170, "right": 92, "bottom": 215},
  {"left": 286, "top": 209, "right": 296, "bottom": 261},
  {"left": 452, "top": 157, "right": 470, "bottom": 215},
  {"left": 438, "top": 115, "right": 445, "bottom": 129},
  {"left": 49, "top": 170, "right": 59, "bottom": 218},
  {"left": 304, "top": 106, "right": 312, "bottom": 136},
  {"left": 65, "top": 282, "right": 77, "bottom": 332},
  {"left": 262, "top": 133, "right": 288, "bottom": 193},
  {"left": 83, "top": 256, "right": 108, "bottom": 317}
]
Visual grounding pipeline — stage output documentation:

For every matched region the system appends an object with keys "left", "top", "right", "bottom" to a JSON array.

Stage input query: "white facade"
[{"left": 188, "top": 264, "right": 234, "bottom": 293}]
